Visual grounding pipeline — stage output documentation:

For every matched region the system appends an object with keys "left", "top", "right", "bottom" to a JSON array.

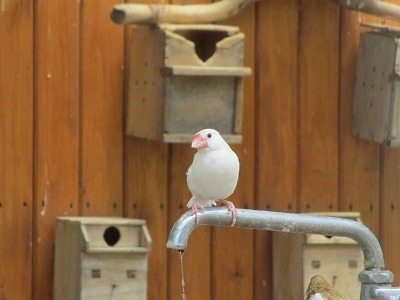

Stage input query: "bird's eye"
[{"left": 207, "top": 133, "right": 212, "bottom": 138}]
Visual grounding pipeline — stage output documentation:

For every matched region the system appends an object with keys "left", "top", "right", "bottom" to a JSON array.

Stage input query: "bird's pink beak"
[{"left": 191, "top": 133, "right": 208, "bottom": 149}]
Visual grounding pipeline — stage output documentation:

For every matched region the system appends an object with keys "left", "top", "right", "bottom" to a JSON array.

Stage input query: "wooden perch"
[{"left": 110, "top": 0, "right": 256, "bottom": 25}]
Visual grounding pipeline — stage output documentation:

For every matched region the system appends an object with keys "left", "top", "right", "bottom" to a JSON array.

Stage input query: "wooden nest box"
[
  {"left": 352, "top": 25, "right": 400, "bottom": 146},
  {"left": 126, "top": 24, "right": 251, "bottom": 143},
  {"left": 54, "top": 217, "right": 151, "bottom": 300}
]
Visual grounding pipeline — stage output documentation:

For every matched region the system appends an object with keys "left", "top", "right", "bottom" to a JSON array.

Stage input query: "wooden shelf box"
[
  {"left": 352, "top": 28, "right": 400, "bottom": 146},
  {"left": 54, "top": 217, "right": 152, "bottom": 300},
  {"left": 126, "top": 24, "right": 251, "bottom": 143},
  {"left": 272, "top": 212, "right": 364, "bottom": 300}
]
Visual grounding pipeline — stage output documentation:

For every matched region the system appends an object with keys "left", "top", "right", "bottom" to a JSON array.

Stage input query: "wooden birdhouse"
[
  {"left": 126, "top": 23, "right": 251, "bottom": 143},
  {"left": 54, "top": 217, "right": 151, "bottom": 300},
  {"left": 272, "top": 212, "right": 364, "bottom": 300},
  {"left": 352, "top": 25, "right": 400, "bottom": 146}
]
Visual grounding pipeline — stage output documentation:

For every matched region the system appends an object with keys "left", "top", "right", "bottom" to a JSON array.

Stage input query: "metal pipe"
[
  {"left": 111, "top": 0, "right": 400, "bottom": 25},
  {"left": 110, "top": 0, "right": 256, "bottom": 25},
  {"left": 333, "top": 0, "right": 400, "bottom": 20},
  {"left": 166, "top": 207, "right": 385, "bottom": 270},
  {"left": 371, "top": 286, "right": 400, "bottom": 300}
]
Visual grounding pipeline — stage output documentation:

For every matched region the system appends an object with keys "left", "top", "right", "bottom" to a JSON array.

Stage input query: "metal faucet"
[{"left": 166, "top": 207, "right": 400, "bottom": 300}]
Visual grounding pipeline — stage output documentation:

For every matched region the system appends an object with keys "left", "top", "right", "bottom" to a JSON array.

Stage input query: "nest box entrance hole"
[
  {"left": 174, "top": 29, "right": 229, "bottom": 62},
  {"left": 103, "top": 226, "right": 120, "bottom": 246}
]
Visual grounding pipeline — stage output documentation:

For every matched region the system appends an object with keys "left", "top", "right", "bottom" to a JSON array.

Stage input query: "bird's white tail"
[{"left": 187, "top": 197, "right": 216, "bottom": 208}]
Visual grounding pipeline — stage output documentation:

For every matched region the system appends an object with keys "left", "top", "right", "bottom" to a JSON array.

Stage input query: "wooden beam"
[
  {"left": 80, "top": 0, "right": 124, "bottom": 216},
  {"left": 33, "top": 0, "right": 80, "bottom": 299},
  {"left": 0, "top": 1, "right": 33, "bottom": 299}
]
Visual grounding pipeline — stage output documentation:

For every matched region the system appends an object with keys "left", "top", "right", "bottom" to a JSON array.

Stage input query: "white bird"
[
  {"left": 305, "top": 275, "right": 351, "bottom": 300},
  {"left": 186, "top": 129, "right": 239, "bottom": 225}
]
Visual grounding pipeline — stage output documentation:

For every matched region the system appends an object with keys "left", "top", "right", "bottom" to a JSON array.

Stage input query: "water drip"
[{"left": 179, "top": 250, "right": 186, "bottom": 300}]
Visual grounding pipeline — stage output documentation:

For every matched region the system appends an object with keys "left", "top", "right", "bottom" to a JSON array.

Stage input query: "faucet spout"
[{"left": 166, "top": 207, "right": 384, "bottom": 270}]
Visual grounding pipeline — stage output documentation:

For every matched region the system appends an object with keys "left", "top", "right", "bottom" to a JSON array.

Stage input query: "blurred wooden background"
[{"left": 1, "top": 0, "right": 400, "bottom": 299}]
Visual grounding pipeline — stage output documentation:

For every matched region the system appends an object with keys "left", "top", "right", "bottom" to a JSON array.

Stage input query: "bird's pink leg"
[
  {"left": 218, "top": 200, "right": 237, "bottom": 226},
  {"left": 190, "top": 204, "right": 204, "bottom": 224}
]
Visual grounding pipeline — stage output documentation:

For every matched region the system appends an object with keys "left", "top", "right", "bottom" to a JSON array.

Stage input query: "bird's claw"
[
  {"left": 190, "top": 204, "right": 204, "bottom": 224},
  {"left": 228, "top": 207, "right": 237, "bottom": 226},
  {"left": 218, "top": 199, "right": 237, "bottom": 226}
]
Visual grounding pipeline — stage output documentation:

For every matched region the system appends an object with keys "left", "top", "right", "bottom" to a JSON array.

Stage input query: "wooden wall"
[{"left": 0, "top": 0, "right": 400, "bottom": 299}]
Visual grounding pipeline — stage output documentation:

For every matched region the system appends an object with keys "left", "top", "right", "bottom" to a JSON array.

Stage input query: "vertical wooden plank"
[
  {"left": 0, "top": 1, "right": 33, "bottom": 299},
  {"left": 124, "top": 139, "right": 169, "bottom": 299},
  {"left": 211, "top": 4, "right": 255, "bottom": 300},
  {"left": 339, "top": 10, "right": 381, "bottom": 236},
  {"left": 33, "top": 0, "right": 80, "bottom": 298},
  {"left": 298, "top": 0, "right": 340, "bottom": 212},
  {"left": 380, "top": 148, "right": 400, "bottom": 286},
  {"left": 123, "top": 1, "right": 169, "bottom": 300},
  {"left": 80, "top": 0, "right": 124, "bottom": 216},
  {"left": 254, "top": 0, "right": 298, "bottom": 298},
  {"left": 255, "top": 0, "right": 298, "bottom": 213}
]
